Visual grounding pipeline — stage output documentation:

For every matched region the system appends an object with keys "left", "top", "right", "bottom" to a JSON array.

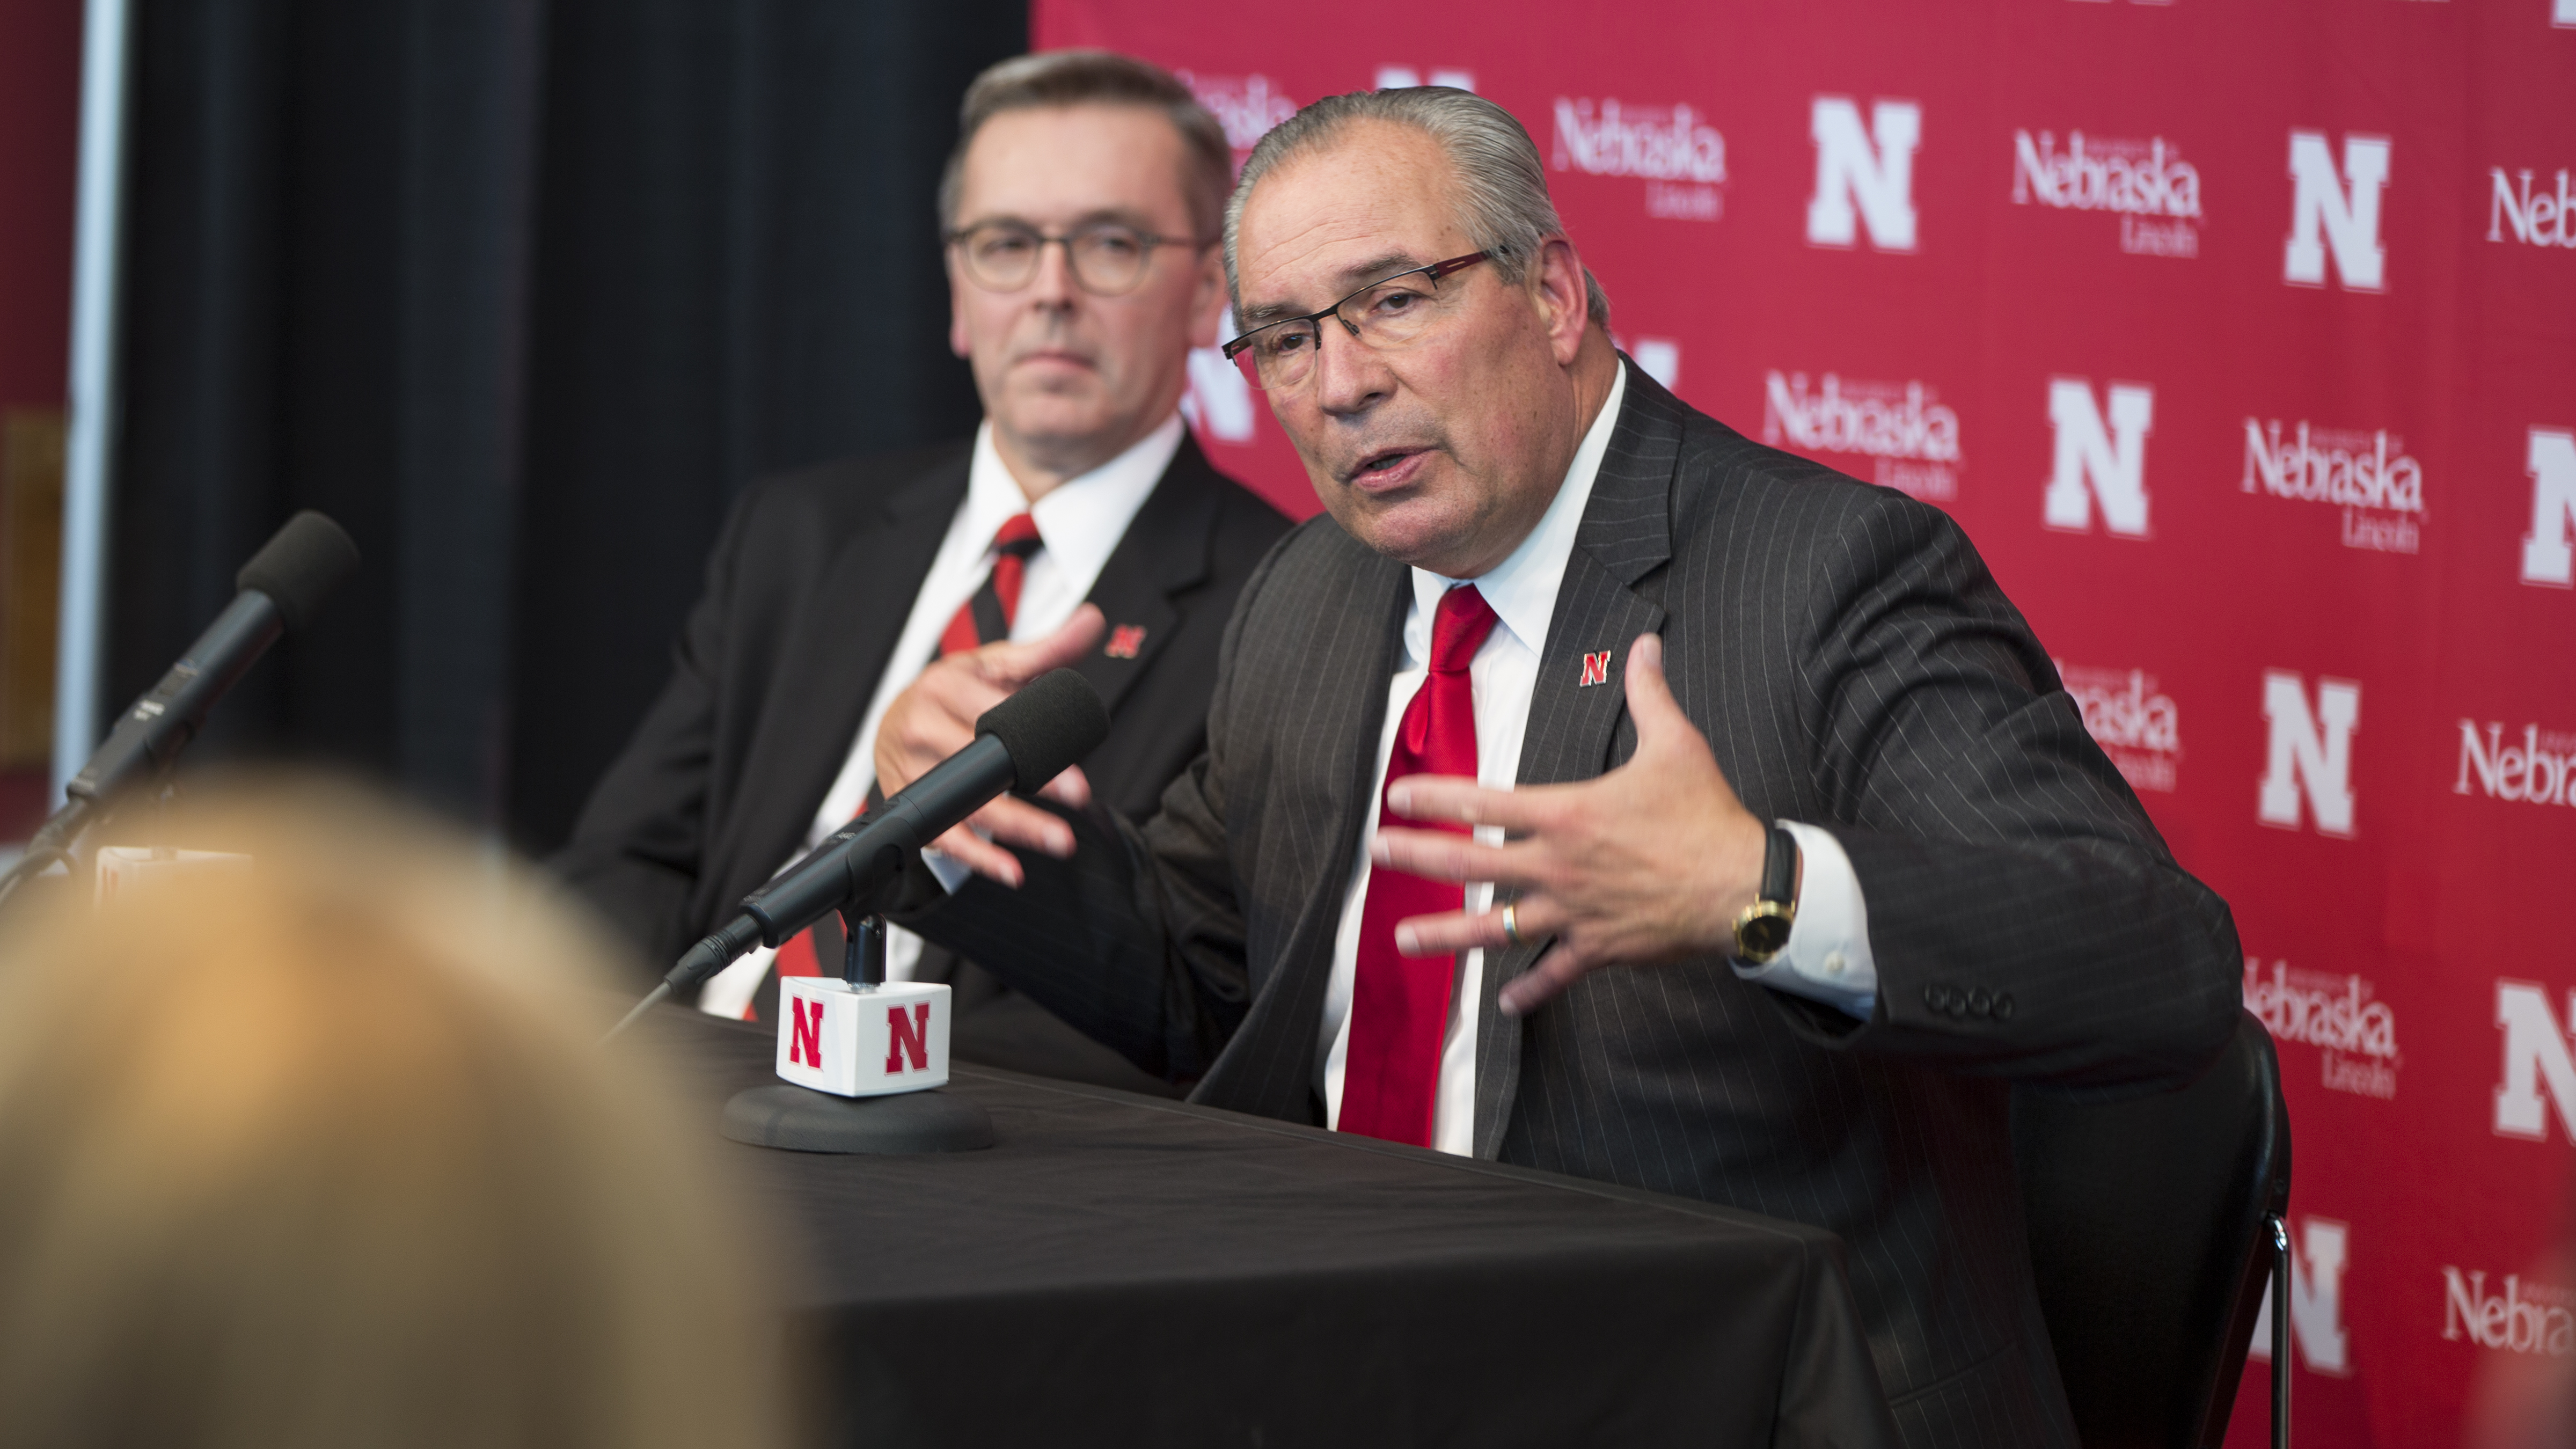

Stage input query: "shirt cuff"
[
  {"left": 1729, "top": 821, "right": 1876, "bottom": 1020},
  {"left": 924, "top": 848, "right": 972, "bottom": 895}
]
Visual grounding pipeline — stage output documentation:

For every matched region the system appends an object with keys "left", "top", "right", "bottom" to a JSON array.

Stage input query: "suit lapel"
[
  {"left": 713, "top": 459, "right": 967, "bottom": 899},
  {"left": 1194, "top": 538, "right": 1410, "bottom": 1124},
  {"left": 1473, "top": 358, "right": 1679, "bottom": 1160},
  {"left": 1068, "top": 433, "right": 1219, "bottom": 719}
]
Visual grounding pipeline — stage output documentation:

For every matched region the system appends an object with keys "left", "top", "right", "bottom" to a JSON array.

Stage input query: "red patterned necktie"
[
  {"left": 1338, "top": 584, "right": 1498, "bottom": 1147},
  {"left": 939, "top": 512, "right": 1045, "bottom": 657},
  {"left": 759, "top": 512, "right": 1048, "bottom": 1016}
]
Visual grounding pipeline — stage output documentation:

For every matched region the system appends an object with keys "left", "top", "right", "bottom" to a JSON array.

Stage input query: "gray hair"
[
  {"left": 939, "top": 50, "right": 1234, "bottom": 243},
  {"left": 1223, "top": 87, "right": 1610, "bottom": 326}
]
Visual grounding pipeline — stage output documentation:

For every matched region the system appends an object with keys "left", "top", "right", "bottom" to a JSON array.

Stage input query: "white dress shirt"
[
  {"left": 1315, "top": 364, "right": 1879, "bottom": 1156},
  {"left": 695, "top": 413, "right": 1183, "bottom": 1019}
]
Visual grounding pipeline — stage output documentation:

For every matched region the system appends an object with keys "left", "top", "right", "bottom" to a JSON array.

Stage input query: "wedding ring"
[{"left": 1501, "top": 902, "right": 1523, "bottom": 948}]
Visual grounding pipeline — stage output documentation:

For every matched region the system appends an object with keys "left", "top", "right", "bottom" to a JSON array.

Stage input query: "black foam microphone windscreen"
[
  {"left": 236, "top": 511, "right": 361, "bottom": 635},
  {"left": 977, "top": 668, "right": 1111, "bottom": 794}
]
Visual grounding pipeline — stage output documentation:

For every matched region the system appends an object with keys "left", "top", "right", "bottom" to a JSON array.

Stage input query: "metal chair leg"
[{"left": 2269, "top": 1215, "right": 2291, "bottom": 1449}]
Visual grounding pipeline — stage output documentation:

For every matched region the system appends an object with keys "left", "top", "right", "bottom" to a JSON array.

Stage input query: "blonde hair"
[{"left": 0, "top": 781, "right": 792, "bottom": 1449}]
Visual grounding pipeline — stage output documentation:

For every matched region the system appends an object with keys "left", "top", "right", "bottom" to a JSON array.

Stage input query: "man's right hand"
[{"left": 875, "top": 604, "right": 1107, "bottom": 888}]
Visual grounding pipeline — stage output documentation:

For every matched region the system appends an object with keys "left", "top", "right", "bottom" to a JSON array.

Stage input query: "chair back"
[{"left": 2012, "top": 1011, "right": 2293, "bottom": 1449}]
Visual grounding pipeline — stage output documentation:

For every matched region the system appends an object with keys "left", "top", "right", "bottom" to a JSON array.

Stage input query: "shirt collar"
[
  {"left": 1407, "top": 360, "right": 1630, "bottom": 661},
  {"left": 963, "top": 412, "right": 1185, "bottom": 579}
]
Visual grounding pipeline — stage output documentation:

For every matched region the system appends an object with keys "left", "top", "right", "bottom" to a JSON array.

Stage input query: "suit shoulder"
[
  {"left": 1163, "top": 444, "right": 1297, "bottom": 563},
  {"left": 1670, "top": 407, "right": 1959, "bottom": 555},
  {"left": 1239, "top": 509, "right": 1392, "bottom": 616},
  {"left": 1269, "top": 506, "right": 1371, "bottom": 563},
  {"left": 1210, "top": 474, "right": 1295, "bottom": 540},
  {"left": 1661, "top": 406, "right": 2033, "bottom": 666},
  {"left": 692, "top": 441, "right": 969, "bottom": 614},
  {"left": 731, "top": 440, "right": 971, "bottom": 536}
]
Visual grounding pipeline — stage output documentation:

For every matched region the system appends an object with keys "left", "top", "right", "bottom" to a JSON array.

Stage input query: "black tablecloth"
[{"left": 630, "top": 1007, "right": 1898, "bottom": 1449}]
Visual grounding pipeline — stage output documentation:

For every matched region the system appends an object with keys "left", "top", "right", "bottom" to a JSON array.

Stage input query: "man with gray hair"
[
  {"left": 555, "top": 51, "right": 1287, "bottom": 1091},
  {"left": 876, "top": 87, "right": 2239, "bottom": 1446}
]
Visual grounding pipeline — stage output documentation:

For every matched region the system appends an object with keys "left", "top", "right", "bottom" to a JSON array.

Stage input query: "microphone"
[
  {"left": 3, "top": 512, "right": 360, "bottom": 899},
  {"left": 602, "top": 668, "right": 1108, "bottom": 1041}
]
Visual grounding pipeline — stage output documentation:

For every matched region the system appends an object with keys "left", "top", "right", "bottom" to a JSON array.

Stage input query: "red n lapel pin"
[
  {"left": 1105, "top": 624, "right": 1147, "bottom": 660},
  {"left": 1579, "top": 650, "right": 1612, "bottom": 687}
]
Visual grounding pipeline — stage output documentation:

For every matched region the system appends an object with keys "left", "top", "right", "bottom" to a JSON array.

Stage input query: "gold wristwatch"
[{"left": 1731, "top": 824, "right": 1799, "bottom": 964}]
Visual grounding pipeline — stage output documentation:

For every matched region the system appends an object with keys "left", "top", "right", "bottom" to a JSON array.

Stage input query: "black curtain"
[{"left": 109, "top": 0, "right": 1023, "bottom": 844}]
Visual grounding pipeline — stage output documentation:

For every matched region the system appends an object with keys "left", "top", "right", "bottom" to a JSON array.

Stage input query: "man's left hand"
[{"left": 1370, "top": 633, "right": 1770, "bottom": 1016}]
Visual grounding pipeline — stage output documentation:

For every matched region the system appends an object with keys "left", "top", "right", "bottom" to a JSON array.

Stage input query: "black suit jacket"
[
  {"left": 553, "top": 431, "right": 1291, "bottom": 1080},
  {"left": 896, "top": 362, "right": 2243, "bottom": 1449}
]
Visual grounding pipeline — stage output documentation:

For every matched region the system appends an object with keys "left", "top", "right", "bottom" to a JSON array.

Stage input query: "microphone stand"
[
  {"left": 607, "top": 887, "right": 993, "bottom": 1157},
  {"left": 844, "top": 910, "right": 887, "bottom": 987},
  {"left": 599, "top": 888, "right": 901, "bottom": 1044},
  {"left": 719, "top": 906, "right": 993, "bottom": 1155},
  {"left": 0, "top": 778, "right": 173, "bottom": 914},
  {"left": 0, "top": 826, "right": 73, "bottom": 913},
  {"left": 598, "top": 665, "right": 1108, "bottom": 1152}
]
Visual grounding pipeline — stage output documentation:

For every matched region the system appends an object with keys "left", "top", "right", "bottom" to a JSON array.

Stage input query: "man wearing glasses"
[
  {"left": 876, "top": 86, "right": 2238, "bottom": 1448},
  {"left": 554, "top": 51, "right": 1287, "bottom": 1090}
]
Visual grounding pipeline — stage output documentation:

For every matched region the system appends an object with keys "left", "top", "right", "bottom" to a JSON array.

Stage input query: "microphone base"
[{"left": 719, "top": 1082, "right": 994, "bottom": 1155}]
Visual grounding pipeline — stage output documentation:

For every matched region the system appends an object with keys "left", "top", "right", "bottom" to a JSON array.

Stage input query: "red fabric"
[
  {"left": 1339, "top": 585, "right": 1498, "bottom": 1147},
  {"left": 738, "top": 927, "right": 826, "bottom": 1022},
  {"left": 938, "top": 512, "right": 1044, "bottom": 657},
  {"left": 774, "top": 925, "right": 823, "bottom": 979}
]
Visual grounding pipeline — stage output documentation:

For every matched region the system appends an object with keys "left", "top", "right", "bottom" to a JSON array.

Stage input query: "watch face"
[{"left": 1739, "top": 912, "right": 1794, "bottom": 958}]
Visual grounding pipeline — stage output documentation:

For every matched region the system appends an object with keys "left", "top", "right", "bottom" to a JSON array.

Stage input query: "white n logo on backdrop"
[
  {"left": 1612, "top": 336, "right": 1680, "bottom": 392},
  {"left": 2521, "top": 427, "right": 2576, "bottom": 586},
  {"left": 1181, "top": 313, "right": 1257, "bottom": 444},
  {"left": 1807, "top": 98, "right": 1920, "bottom": 252},
  {"left": 2259, "top": 671, "right": 2360, "bottom": 837},
  {"left": 2248, "top": 1217, "right": 2354, "bottom": 1376},
  {"left": 2285, "top": 130, "right": 2391, "bottom": 291},
  {"left": 1374, "top": 66, "right": 1474, "bottom": 92},
  {"left": 2043, "top": 378, "right": 2153, "bottom": 536},
  {"left": 2495, "top": 982, "right": 2576, "bottom": 1142}
]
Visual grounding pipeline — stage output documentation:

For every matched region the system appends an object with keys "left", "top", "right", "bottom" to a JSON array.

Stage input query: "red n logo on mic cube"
[
  {"left": 773, "top": 978, "right": 950, "bottom": 1096},
  {"left": 790, "top": 996, "right": 826, "bottom": 1069},
  {"left": 885, "top": 1002, "right": 932, "bottom": 1074}
]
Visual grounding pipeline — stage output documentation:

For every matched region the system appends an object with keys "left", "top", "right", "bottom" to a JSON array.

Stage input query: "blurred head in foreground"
[{"left": 0, "top": 781, "right": 790, "bottom": 1449}]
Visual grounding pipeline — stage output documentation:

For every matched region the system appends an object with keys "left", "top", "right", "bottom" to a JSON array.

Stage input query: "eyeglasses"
[
  {"left": 1221, "top": 252, "right": 1491, "bottom": 392},
  {"left": 945, "top": 221, "right": 1191, "bottom": 296}
]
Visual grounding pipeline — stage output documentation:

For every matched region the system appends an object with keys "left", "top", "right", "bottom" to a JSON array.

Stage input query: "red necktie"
[
  {"left": 939, "top": 513, "right": 1044, "bottom": 657},
  {"left": 1338, "top": 584, "right": 1498, "bottom": 1147},
  {"left": 757, "top": 513, "right": 1048, "bottom": 1016}
]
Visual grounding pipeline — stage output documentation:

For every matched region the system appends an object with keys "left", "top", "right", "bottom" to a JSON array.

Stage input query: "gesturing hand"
[
  {"left": 1368, "top": 633, "right": 1770, "bottom": 1016},
  {"left": 873, "top": 604, "right": 1105, "bottom": 887}
]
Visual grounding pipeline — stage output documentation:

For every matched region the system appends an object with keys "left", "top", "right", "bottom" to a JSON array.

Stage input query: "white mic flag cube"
[
  {"left": 774, "top": 977, "right": 950, "bottom": 1097},
  {"left": 95, "top": 847, "right": 253, "bottom": 904}
]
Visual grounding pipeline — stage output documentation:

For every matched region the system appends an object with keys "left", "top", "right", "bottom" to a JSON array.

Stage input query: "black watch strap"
[
  {"left": 1732, "top": 825, "right": 1802, "bottom": 964},
  {"left": 1759, "top": 824, "right": 1798, "bottom": 908}
]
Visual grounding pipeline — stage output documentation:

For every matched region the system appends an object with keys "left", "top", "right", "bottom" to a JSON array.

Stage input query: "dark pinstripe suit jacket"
[{"left": 900, "top": 360, "right": 2243, "bottom": 1448}]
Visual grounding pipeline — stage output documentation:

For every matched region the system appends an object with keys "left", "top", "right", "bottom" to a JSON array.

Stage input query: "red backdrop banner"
[{"left": 1040, "top": 1, "right": 2576, "bottom": 1443}]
